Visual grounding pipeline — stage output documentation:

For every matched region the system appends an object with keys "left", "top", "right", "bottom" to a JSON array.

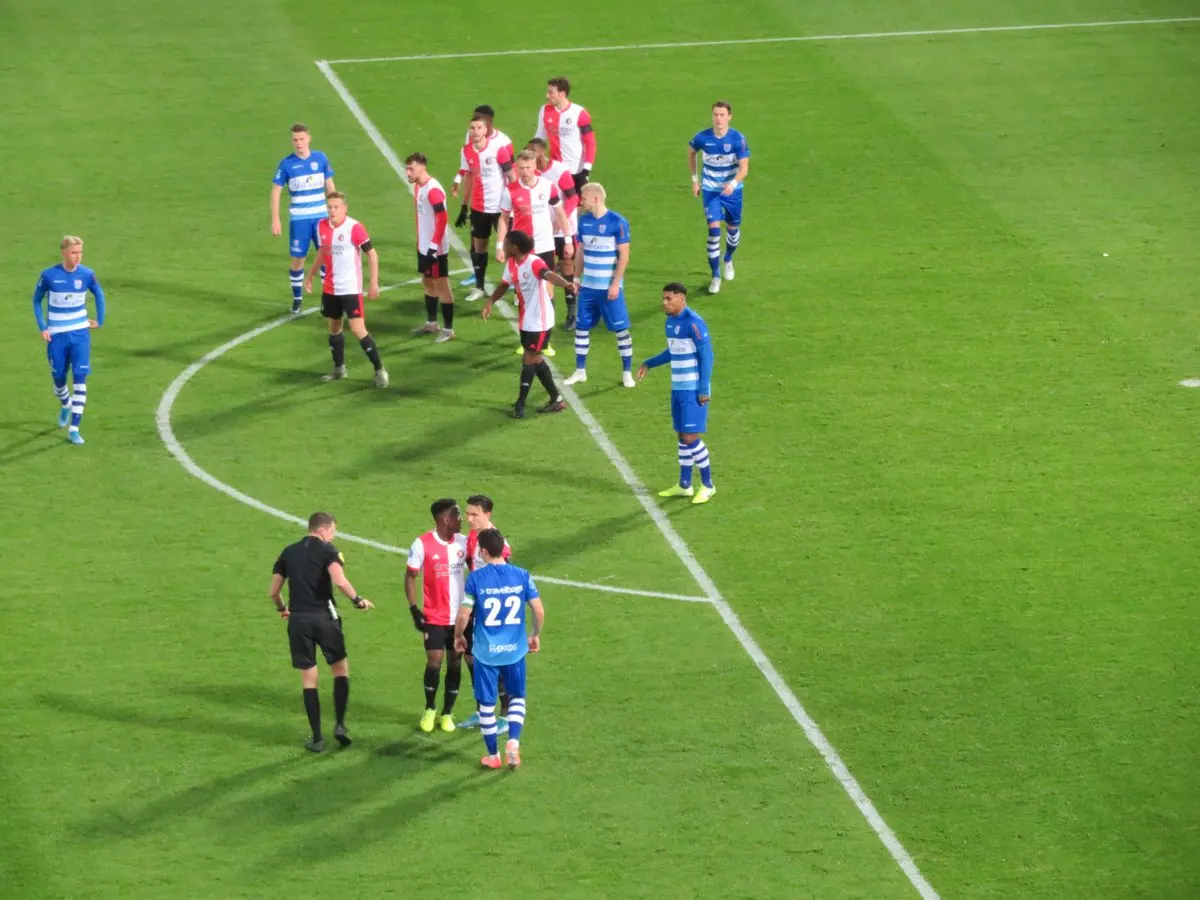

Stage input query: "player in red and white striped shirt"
[
  {"left": 406, "top": 497, "right": 470, "bottom": 733},
  {"left": 534, "top": 77, "right": 596, "bottom": 192},
  {"left": 482, "top": 229, "right": 576, "bottom": 418},
  {"left": 405, "top": 152, "right": 456, "bottom": 343},
  {"left": 302, "top": 193, "right": 388, "bottom": 386},
  {"left": 529, "top": 136, "right": 581, "bottom": 329},
  {"left": 453, "top": 112, "right": 515, "bottom": 303},
  {"left": 496, "top": 151, "right": 574, "bottom": 266}
]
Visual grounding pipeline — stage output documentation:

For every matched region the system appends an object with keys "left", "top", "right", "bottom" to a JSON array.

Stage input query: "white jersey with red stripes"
[
  {"left": 535, "top": 102, "right": 595, "bottom": 174},
  {"left": 465, "top": 528, "right": 512, "bottom": 572},
  {"left": 500, "top": 175, "right": 560, "bottom": 254},
  {"left": 318, "top": 216, "right": 370, "bottom": 295},
  {"left": 459, "top": 133, "right": 514, "bottom": 214},
  {"left": 406, "top": 530, "right": 468, "bottom": 626},
  {"left": 502, "top": 253, "right": 556, "bottom": 332},
  {"left": 539, "top": 160, "right": 579, "bottom": 238},
  {"left": 414, "top": 177, "right": 450, "bottom": 254}
]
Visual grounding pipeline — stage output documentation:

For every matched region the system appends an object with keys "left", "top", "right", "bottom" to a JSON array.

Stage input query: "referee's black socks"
[
  {"left": 423, "top": 666, "right": 440, "bottom": 710},
  {"left": 333, "top": 675, "right": 349, "bottom": 726},
  {"left": 302, "top": 688, "right": 321, "bottom": 741},
  {"left": 329, "top": 332, "right": 346, "bottom": 367},
  {"left": 358, "top": 334, "right": 383, "bottom": 371},
  {"left": 471, "top": 251, "right": 488, "bottom": 290},
  {"left": 535, "top": 361, "right": 559, "bottom": 399}
]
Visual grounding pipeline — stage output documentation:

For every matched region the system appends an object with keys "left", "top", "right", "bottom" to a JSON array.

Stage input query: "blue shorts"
[
  {"left": 702, "top": 189, "right": 743, "bottom": 227},
  {"left": 671, "top": 390, "right": 708, "bottom": 434},
  {"left": 47, "top": 330, "right": 91, "bottom": 382},
  {"left": 474, "top": 657, "right": 527, "bottom": 705},
  {"left": 288, "top": 217, "right": 324, "bottom": 259},
  {"left": 576, "top": 286, "right": 630, "bottom": 332}
]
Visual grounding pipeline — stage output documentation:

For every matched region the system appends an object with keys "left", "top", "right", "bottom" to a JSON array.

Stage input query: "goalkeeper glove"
[
  {"left": 455, "top": 205, "right": 469, "bottom": 228},
  {"left": 409, "top": 605, "right": 426, "bottom": 631}
]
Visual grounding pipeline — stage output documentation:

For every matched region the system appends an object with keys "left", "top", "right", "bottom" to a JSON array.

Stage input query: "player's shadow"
[
  {"left": 0, "top": 421, "right": 62, "bottom": 467},
  {"left": 515, "top": 509, "right": 650, "bottom": 571},
  {"left": 459, "top": 456, "right": 629, "bottom": 496},
  {"left": 168, "top": 379, "right": 345, "bottom": 439},
  {"left": 103, "top": 277, "right": 290, "bottom": 313},
  {"left": 39, "top": 691, "right": 289, "bottom": 747},
  {"left": 360, "top": 409, "right": 513, "bottom": 469},
  {"left": 175, "top": 682, "right": 400, "bottom": 725}
]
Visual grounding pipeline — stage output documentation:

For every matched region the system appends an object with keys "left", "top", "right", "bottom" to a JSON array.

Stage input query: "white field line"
[
  {"left": 323, "top": 16, "right": 1200, "bottom": 64},
  {"left": 153, "top": 277, "right": 704, "bottom": 605},
  {"left": 315, "top": 59, "right": 940, "bottom": 899}
]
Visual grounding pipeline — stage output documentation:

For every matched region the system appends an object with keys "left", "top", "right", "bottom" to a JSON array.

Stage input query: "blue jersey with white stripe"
[
  {"left": 33, "top": 264, "right": 105, "bottom": 336},
  {"left": 576, "top": 209, "right": 630, "bottom": 291},
  {"left": 645, "top": 307, "right": 713, "bottom": 395},
  {"left": 463, "top": 563, "right": 540, "bottom": 667},
  {"left": 688, "top": 128, "right": 750, "bottom": 193},
  {"left": 273, "top": 151, "right": 334, "bottom": 221}
]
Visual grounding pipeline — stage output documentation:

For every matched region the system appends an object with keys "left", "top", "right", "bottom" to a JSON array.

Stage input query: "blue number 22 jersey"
[{"left": 462, "top": 563, "right": 541, "bottom": 666}]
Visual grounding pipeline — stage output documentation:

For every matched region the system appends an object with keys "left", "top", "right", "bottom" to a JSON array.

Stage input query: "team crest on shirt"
[
  {"left": 337, "top": 233, "right": 345, "bottom": 241},
  {"left": 564, "top": 116, "right": 573, "bottom": 125},
  {"left": 310, "top": 161, "right": 319, "bottom": 171},
  {"left": 74, "top": 279, "right": 82, "bottom": 289},
  {"left": 724, "top": 143, "right": 731, "bottom": 152},
  {"left": 598, "top": 224, "right": 606, "bottom": 233},
  {"left": 457, "top": 550, "right": 465, "bottom": 559},
  {"left": 673, "top": 326, "right": 680, "bottom": 334}
]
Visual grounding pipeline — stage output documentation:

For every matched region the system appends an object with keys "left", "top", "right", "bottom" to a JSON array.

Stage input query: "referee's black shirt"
[{"left": 273, "top": 536, "right": 344, "bottom": 614}]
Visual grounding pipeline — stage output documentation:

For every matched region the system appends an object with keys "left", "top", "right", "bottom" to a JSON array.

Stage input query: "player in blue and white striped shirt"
[
  {"left": 688, "top": 101, "right": 750, "bottom": 295},
  {"left": 637, "top": 282, "right": 716, "bottom": 504},
  {"left": 271, "top": 123, "right": 336, "bottom": 313},
  {"left": 33, "top": 236, "right": 106, "bottom": 445},
  {"left": 563, "top": 183, "right": 636, "bottom": 389}
]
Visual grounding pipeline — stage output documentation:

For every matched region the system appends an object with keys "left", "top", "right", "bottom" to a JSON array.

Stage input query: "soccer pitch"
[{"left": 3, "top": 1, "right": 1200, "bottom": 898}]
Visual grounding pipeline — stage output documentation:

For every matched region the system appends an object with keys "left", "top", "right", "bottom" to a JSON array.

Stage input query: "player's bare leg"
[
  {"left": 346, "top": 316, "right": 388, "bottom": 387},
  {"left": 421, "top": 648, "right": 444, "bottom": 732},
  {"left": 322, "top": 318, "right": 348, "bottom": 381},
  {"left": 414, "top": 275, "right": 442, "bottom": 336},
  {"left": 434, "top": 276, "right": 456, "bottom": 343}
]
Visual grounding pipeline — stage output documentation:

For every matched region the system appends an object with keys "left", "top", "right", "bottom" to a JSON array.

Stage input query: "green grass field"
[{"left": 3, "top": 1, "right": 1199, "bottom": 897}]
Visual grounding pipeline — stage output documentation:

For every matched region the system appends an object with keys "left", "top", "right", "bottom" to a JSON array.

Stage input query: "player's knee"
[
  {"left": 300, "top": 666, "right": 319, "bottom": 688},
  {"left": 331, "top": 657, "right": 349, "bottom": 677}
]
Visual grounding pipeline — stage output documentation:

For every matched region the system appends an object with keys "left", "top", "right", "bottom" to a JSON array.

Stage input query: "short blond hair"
[
  {"left": 580, "top": 182, "right": 606, "bottom": 200},
  {"left": 60, "top": 235, "right": 83, "bottom": 250},
  {"left": 516, "top": 149, "right": 537, "bottom": 163}
]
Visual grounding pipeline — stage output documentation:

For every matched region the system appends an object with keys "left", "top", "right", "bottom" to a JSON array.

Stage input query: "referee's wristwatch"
[{"left": 352, "top": 596, "right": 367, "bottom": 609}]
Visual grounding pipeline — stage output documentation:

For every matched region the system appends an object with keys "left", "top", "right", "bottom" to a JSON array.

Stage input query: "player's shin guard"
[
  {"left": 440, "top": 302, "right": 455, "bottom": 329},
  {"left": 443, "top": 664, "right": 461, "bottom": 715},
  {"left": 518, "top": 365, "right": 535, "bottom": 406},
  {"left": 289, "top": 268, "right": 303, "bottom": 302},
  {"left": 686, "top": 439, "right": 713, "bottom": 489},
  {"left": 424, "top": 294, "right": 438, "bottom": 323},
  {"left": 471, "top": 251, "right": 488, "bottom": 290},
  {"left": 69, "top": 382, "right": 87, "bottom": 430},
  {"left": 479, "top": 704, "right": 499, "bottom": 755},
  {"left": 706, "top": 225, "right": 721, "bottom": 276},
  {"left": 333, "top": 675, "right": 349, "bottom": 726},
  {"left": 615, "top": 330, "right": 633, "bottom": 372},
  {"left": 358, "top": 334, "right": 382, "bottom": 370},
  {"left": 423, "top": 666, "right": 440, "bottom": 710},
  {"left": 507, "top": 697, "right": 526, "bottom": 741},
  {"left": 574, "top": 330, "right": 591, "bottom": 370},
  {"left": 678, "top": 439, "right": 694, "bottom": 488},
  {"left": 534, "top": 361, "right": 559, "bottom": 400},
  {"left": 329, "top": 332, "right": 346, "bottom": 367},
  {"left": 302, "top": 687, "right": 321, "bottom": 740},
  {"left": 724, "top": 226, "right": 740, "bottom": 261}
]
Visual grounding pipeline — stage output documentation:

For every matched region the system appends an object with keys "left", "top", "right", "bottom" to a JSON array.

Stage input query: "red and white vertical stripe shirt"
[
  {"left": 499, "top": 175, "right": 561, "bottom": 254},
  {"left": 407, "top": 531, "right": 469, "bottom": 626},
  {"left": 535, "top": 102, "right": 596, "bottom": 174},
  {"left": 538, "top": 160, "right": 579, "bottom": 238},
  {"left": 459, "top": 134, "right": 514, "bottom": 214},
  {"left": 317, "top": 216, "right": 370, "bottom": 295},
  {"left": 465, "top": 528, "right": 512, "bottom": 572},
  {"left": 414, "top": 177, "right": 450, "bottom": 254},
  {"left": 502, "top": 253, "right": 556, "bottom": 332}
]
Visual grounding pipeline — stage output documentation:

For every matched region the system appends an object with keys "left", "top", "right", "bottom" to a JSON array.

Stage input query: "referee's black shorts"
[{"left": 288, "top": 612, "right": 347, "bottom": 669}]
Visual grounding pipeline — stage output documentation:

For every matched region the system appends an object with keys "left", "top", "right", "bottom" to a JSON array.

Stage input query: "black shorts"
[
  {"left": 463, "top": 611, "right": 475, "bottom": 655},
  {"left": 417, "top": 251, "right": 451, "bottom": 279},
  {"left": 537, "top": 250, "right": 556, "bottom": 268},
  {"left": 423, "top": 624, "right": 458, "bottom": 652},
  {"left": 321, "top": 292, "right": 363, "bottom": 319},
  {"left": 288, "top": 612, "right": 347, "bottom": 669},
  {"left": 554, "top": 236, "right": 568, "bottom": 262},
  {"left": 520, "top": 329, "right": 552, "bottom": 353},
  {"left": 470, "top": 210, "right": 501, "bottom": 240}
]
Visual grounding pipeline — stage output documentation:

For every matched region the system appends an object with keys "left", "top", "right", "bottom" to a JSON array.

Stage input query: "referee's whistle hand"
[{"left": 355, "top": 598, "right": 375, "bottom": 610}]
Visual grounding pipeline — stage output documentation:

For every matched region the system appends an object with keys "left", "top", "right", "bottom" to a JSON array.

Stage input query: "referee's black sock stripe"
[
  {"left": 302, "top": 688, "right": 321, "bottom": 740},
  {"left": 534, "top": 360, "right": 559, "bottom": 399},
  {"left": 518, "top": 364, "right": 535, "bottom": 405},
  {"left": 440, "top": 303, "right": 454, "bottom": 329},
  {"left": 423, "top": 666, "right": 440, "bottom": 710},
  {"left": 358, "top": 334, "right": 382, "bottom": 370},
  {"left": 424, "top": 294, "right": 438, "bottom": 322},
  {"left": 329, "top": 332, "right": 346, "bottom": 367},
  {"left": 333, "top": 675, "right": 349, "bottom": 726}
]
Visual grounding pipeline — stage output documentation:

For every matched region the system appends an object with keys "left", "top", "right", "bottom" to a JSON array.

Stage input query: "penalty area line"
[{"left": 315, "top": 60, "right": 941, "bottom": 900}]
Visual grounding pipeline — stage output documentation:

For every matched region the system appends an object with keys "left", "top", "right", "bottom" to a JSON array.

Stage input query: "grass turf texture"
[{"left": 2, "top": 1, "right": 1199, "bottom": 897}]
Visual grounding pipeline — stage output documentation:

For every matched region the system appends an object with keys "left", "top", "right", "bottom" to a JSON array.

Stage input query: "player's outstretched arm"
[
  {"left": 481, "top": 282, "right": 510, "bottom": 320},
  {"left": 637, "top": 347, "right": 671, "bottom": 381},
  {"left": 328, "top": 562, "right": 372, "bottom": 609},
  {"left": 268, "top": 573, "right": 288, "bottom": 617}
]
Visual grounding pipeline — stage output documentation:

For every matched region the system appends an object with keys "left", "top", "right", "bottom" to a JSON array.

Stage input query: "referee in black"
[{"left": 269, "top": 511, "right": 374, "bottom": 752}]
